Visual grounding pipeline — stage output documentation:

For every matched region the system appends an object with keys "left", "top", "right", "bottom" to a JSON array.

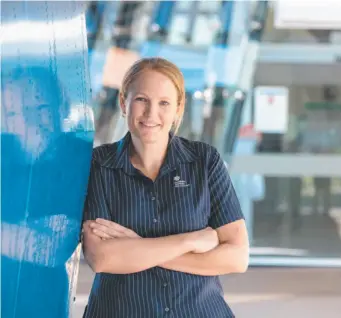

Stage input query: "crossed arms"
[{"left": 82, "top": 218, "right": 249, "bottom": 276}]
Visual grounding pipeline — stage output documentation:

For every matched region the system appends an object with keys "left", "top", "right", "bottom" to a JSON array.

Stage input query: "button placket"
[{"left": 151, "top": 183, "right": 161, "bottom": 226}]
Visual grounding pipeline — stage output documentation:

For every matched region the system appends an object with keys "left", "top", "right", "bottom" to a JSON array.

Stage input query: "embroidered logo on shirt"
[{"left": 173, "top": 176, "right": 190, "bottom": 188}]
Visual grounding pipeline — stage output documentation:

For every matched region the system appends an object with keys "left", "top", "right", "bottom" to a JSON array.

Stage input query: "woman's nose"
[{"left": 144, "top": 102, "right": 158, "bottom": 117}]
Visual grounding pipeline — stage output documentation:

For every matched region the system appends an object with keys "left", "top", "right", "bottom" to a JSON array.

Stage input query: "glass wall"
[
  {"left": 167, "top": 1, "right": 341, "bottom": 264},
  {"left": 168, "top": 1, "right": 220, "bottom": 46},
  {"left": 262, "top": 3, "right": 341, "bottom": 44},
  {"left": 242, "top": 84, "right": 341, "bottom": 260},
  {"left": 85, "top": 0, "right": 341, "bottom": 265}
]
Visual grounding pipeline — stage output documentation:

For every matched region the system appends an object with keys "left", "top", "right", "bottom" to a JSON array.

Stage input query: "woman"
[{"left": 82, "top": 58, "right": 249, "bottom": 318}]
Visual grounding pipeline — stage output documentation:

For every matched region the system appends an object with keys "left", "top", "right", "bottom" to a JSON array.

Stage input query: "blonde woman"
[{"left": 82, "top": 58, "right": 249, "bottom": 318}]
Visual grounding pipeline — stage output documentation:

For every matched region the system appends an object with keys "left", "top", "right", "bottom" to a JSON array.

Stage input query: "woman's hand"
[
  {"left": 89, "top": 219, "right": 218, "bottom": 254},
  {"left": 188, "top": 227, "right": 219, "bottom": 253},
  {"left": 89, "top": 218, "right": 141, "bottom": 240}
]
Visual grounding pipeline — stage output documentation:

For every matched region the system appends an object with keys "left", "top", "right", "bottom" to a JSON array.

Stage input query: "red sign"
[{"left": 239, "top": 124, "right": 262, "bottom": 141}]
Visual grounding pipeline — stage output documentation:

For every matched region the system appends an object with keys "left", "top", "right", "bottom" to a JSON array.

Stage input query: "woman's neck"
[{"left": 130, "top": 134, "right": 170, "bottom": 180}]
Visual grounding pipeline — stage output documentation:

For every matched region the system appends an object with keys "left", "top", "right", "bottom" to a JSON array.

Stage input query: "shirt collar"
[{"left": 99, "top": 132, "right": 199, "bottom": 172}]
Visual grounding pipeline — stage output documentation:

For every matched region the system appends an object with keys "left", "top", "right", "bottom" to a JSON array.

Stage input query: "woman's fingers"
[
  {"left": 90, "top": 222, "right": 126, "bottom": 238},
  {"left": 92, "top": 228, "right": 112, "bottom": 240},
  {"left": 124, "top": 229, "right": 141, "bottom": 238},
  {"left": 96, "top": 218, "right": 127, "bottom": 232},
  {"left": 95, "top": 218, "right": 141, "bottom": 238}
]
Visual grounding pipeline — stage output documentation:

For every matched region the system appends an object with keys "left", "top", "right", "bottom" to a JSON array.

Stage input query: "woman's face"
[{"left": 121, "top": 70, "right": 181, "bottom": 145}]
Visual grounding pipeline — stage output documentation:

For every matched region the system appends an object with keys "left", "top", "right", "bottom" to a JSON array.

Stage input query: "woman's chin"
[{"left": 133, "top": 129, "right": 168, "bottom": 145}]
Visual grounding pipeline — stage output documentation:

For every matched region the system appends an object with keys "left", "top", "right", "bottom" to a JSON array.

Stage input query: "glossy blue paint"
[
  {"left": 151, "top": 1, "right": 176, "bottom": 32},
  {"left": 1, "top": 1, "right": 94, "bottom": 317}
]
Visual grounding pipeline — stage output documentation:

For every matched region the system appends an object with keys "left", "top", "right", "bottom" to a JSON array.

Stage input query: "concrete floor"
[{"left": 74, "top": 263, "right": 341, "bottom": 318}]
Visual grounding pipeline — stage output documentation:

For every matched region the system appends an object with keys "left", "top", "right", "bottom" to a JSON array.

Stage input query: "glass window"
[
  {"left": 168, "top": 14, "right": 188, "bottom": 45},
  {"left": 191, "top": 15, "right": 220, "bottom": 46},
  {"left": 175, "top": 1, "right": 192, "bottom": 12},
  {"left": 263, "top": 5, "right": 341, "bottom": 44},
  {"left": 198, "top": 1, "right": 220, "bottom": 13}
]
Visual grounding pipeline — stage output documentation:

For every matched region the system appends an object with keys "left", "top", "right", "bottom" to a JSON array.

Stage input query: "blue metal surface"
[
  {"left": 1, "top": 1, "right": 94, "bottom": 317},
  {"left": 151, "top": 1, "right": 176, "bottom": 32},
  {"left": 86, "top": 1, "right": 107, "bottom": 58},
  {"left": 205, "top": 0, "right": 237, "bottom": 87}
]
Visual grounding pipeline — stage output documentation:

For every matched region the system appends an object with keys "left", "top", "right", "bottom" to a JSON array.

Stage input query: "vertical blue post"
[
  {"left": 140, "top": 1, "right": 176, "bottom": 57},
  {"left": 86, "top": 1, "right": 107, "bottom": 60},
  {"left": 200, "top": 0, "right": 237, "bottom": 146},
  {"left": 216, "top": 0, "right": 235, "bottom": 48},
  {"left": 150, "top": 1, "right": 176, "bottom": 38},
  {"left": 1, "top": 1, "right": 94, "bottom": 317}
]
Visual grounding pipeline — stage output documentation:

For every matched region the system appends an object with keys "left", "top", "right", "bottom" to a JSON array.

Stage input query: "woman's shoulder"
[
  {"left": 174, "top": 136, "right": 220, "bottom": 163},
  {"left": 91, "top": 140, "right": 122, "bottom": 165}
]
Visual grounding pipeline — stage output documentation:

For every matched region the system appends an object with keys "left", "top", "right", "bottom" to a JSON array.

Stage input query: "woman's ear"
[
  {"left": 119, "top": 92, "right": 126, "bottom": 116},
  {"left": 176, "top": 100, "right": 185, "bottom": 118}
]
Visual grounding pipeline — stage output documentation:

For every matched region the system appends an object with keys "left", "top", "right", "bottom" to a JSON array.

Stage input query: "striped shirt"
[{"left": 83, "top": 132, "right": 244, "bottom": 318}]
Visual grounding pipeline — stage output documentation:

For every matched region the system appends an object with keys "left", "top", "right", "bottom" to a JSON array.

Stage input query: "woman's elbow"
[
  {"left": 235, "top": 259, "right": 249, "bottom": 273},
  {"left": 89, "top": 258, "right": 105, "bottom": 273},
  {"left": 83, "top": 247, "right": 106, "bottom": 273},
  {"left": 235, "top": 246, "right": 249, "bottom": 273}
]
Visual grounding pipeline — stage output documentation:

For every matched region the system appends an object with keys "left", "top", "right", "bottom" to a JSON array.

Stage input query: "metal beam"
[{"left": 228, "top": 154, "right": 341, "bottom": 177}]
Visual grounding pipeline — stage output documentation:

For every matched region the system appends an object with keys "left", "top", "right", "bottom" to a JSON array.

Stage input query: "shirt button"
[
  {"left": 151, "top": 197, "right": 156, "bottom": 201},
  {"left": 165, "top": 307, "right": 170, "bottom": 312},
  {"left": 153, "top": 218, "right": 158, "bottom": 223},
  {"left": 163, "top": 283, "right": 168, "bottom": 287}
]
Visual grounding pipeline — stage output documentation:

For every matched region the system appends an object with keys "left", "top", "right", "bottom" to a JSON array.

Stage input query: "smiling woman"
[{"left": 82, "top": 57, "right": 249, "bottom": 318}]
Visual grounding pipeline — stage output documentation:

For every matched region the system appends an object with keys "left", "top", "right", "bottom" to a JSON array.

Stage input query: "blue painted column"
[
  {"left": 140, "top": 1, "right": 176, "bottom": 57},
  {"left": 150, "top": 0, "right": 176, "bottom": 38},
  {"left": 1, "top": 1, "right": 94, "bottom": 317},
  {"left": 200, "top": 0, "right": 237, "bottom": 146},
  {"left": 86, "top": 1, "right": 107, "bottom": 59}
]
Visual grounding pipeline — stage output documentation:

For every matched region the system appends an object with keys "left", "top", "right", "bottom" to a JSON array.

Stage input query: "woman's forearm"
[
  {"left": 92, "top": 233, "right": 195, "bottom": 274},
  {"left": 159, "top": 243, "right": 249, "bottom": 276}
]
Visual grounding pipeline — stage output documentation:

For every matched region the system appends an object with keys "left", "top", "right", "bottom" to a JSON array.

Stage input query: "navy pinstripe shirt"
[{"left": 83, "top": 132, "right": 244, "bottom": 318}]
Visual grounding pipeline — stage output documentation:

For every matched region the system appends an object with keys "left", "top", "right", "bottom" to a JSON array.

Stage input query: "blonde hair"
[{"left": 120, "top": 57, "right": 185, "bottom": 134}]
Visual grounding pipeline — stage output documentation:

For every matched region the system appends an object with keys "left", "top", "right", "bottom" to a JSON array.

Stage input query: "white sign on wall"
[
  {"left": 254, "top": 86, "right": 289, "bottom": 134},
  {"left": 275, "top": 0, "right": 341, "bottom": 30}
]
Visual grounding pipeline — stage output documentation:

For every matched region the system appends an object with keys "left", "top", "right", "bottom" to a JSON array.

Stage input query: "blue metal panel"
[
  {"left": 151, "top": 1, "right": 176, "bottom": 33},
  {"left": 217, "top": 0, "right": 235, "bottom": 47},
  {"left": 205, "top": 0, "right": 238, "bottom": 88},
  {"left": 1, "top": 1, "right": 94, "bottom": 317},
  {"left": 86, "top": 1, "right": 107, "bottom": 58}
]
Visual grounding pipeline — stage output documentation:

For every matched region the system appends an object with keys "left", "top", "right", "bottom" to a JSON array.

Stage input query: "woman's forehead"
[{"left": 129, "top": 71, "right": 178, "bottom": 96}]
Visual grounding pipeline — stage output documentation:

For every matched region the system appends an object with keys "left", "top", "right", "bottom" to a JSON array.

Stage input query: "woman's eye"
[
  {"left": 160, "top": 101, "right": 169, "bottom": 106},
  {"left": 136, "top": 97, "right": 147, "bottom": 102}
]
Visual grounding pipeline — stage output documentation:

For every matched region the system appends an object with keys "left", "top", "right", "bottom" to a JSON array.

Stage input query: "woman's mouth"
[{"left": 140, "top": 122, "right": 160, "bottom": 128}]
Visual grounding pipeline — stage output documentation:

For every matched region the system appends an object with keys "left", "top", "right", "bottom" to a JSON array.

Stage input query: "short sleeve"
[
  {"left": 207, "top": 148, "right": 244, "bottom": 229},
  {"left": 82, "top": 157, "right": 112, "bottom": 223}
]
